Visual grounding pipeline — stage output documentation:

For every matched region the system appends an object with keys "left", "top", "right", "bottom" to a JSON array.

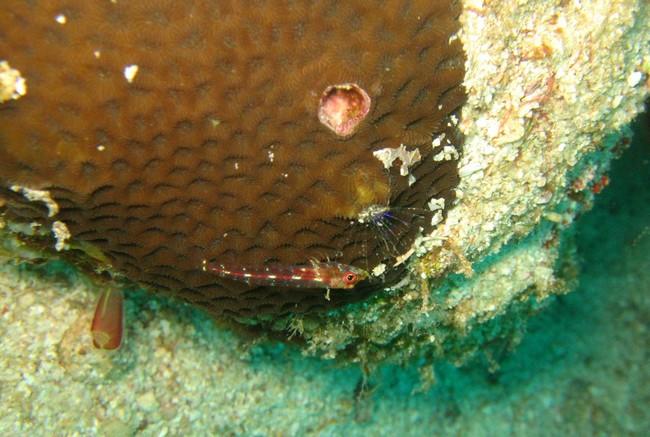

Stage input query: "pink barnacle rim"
[{"left": 317, "top": 83, "right": 371, "bottom": 137}]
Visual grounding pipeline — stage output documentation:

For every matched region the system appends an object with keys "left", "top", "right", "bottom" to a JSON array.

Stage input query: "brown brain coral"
[{"left": 0, "top": 0, "right": 465, "bottom": 317}]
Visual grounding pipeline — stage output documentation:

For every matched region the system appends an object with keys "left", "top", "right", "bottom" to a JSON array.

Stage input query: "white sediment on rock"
[
  {"left": 9, "top": 186, "right": 59, "bottom": 217},
  {"left": 373, "top": 144, "right": 422, "bottom": 180},
  {"left": 123, "top": 64, "right": 139, "bottom": 83},
  {"left": 0, "top": 60, "right": 26, "bottom": 103},
  {"left": 51, "top": 220, "right": 70, "bottom": 251},
  {"left": 432, "top": 0, "right": 650, "bottom": 263},
  {"left": 445, "top": 228, "right": 560, "bottom": 328}
]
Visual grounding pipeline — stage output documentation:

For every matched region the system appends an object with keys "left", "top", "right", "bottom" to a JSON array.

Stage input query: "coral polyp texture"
[{"left": 0, "top": 1, "right": 465, "bottom": 317}]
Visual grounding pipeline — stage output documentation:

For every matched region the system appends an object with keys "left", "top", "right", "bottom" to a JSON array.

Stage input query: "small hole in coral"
[{"left": 317, "top": 83, "right": 371, "bottom": 137}]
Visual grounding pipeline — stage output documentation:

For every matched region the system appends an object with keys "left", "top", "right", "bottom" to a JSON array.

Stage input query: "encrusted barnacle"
[
  {"left": 317, "top": 83, "right": 372, "bottom": 137},
  {"left": 0, "top": 0, "right": 465, "bottom": 318}
]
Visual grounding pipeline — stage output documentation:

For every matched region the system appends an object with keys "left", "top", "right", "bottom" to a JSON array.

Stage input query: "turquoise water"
[
  {"left": 332, "top": 113, "right": 650, "bottom": 435},
  {"left": 333, "top": 113, "right": 650, "bottom": 435}
]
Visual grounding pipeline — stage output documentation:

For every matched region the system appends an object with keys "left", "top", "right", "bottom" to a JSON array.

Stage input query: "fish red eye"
[{"left": 343, "top": 272, "right": 357, "bottom": 285}]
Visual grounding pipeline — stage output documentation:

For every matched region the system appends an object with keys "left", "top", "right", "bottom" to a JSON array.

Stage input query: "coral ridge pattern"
[{"left": 0, "top": 0, "right": 465, "bottom": 317}]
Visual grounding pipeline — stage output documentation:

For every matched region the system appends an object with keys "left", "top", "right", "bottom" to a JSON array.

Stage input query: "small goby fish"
[
  {"left": 202, "top": 260, "right": 368, "bottom": 289},
  {"left": 91, "top": 288, "right": 124, "bottom": 350}
]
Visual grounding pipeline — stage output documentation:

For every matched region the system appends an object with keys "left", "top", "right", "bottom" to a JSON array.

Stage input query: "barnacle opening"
[{"left": 317, "top": 83, "right": 371, "bottom": 137}]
